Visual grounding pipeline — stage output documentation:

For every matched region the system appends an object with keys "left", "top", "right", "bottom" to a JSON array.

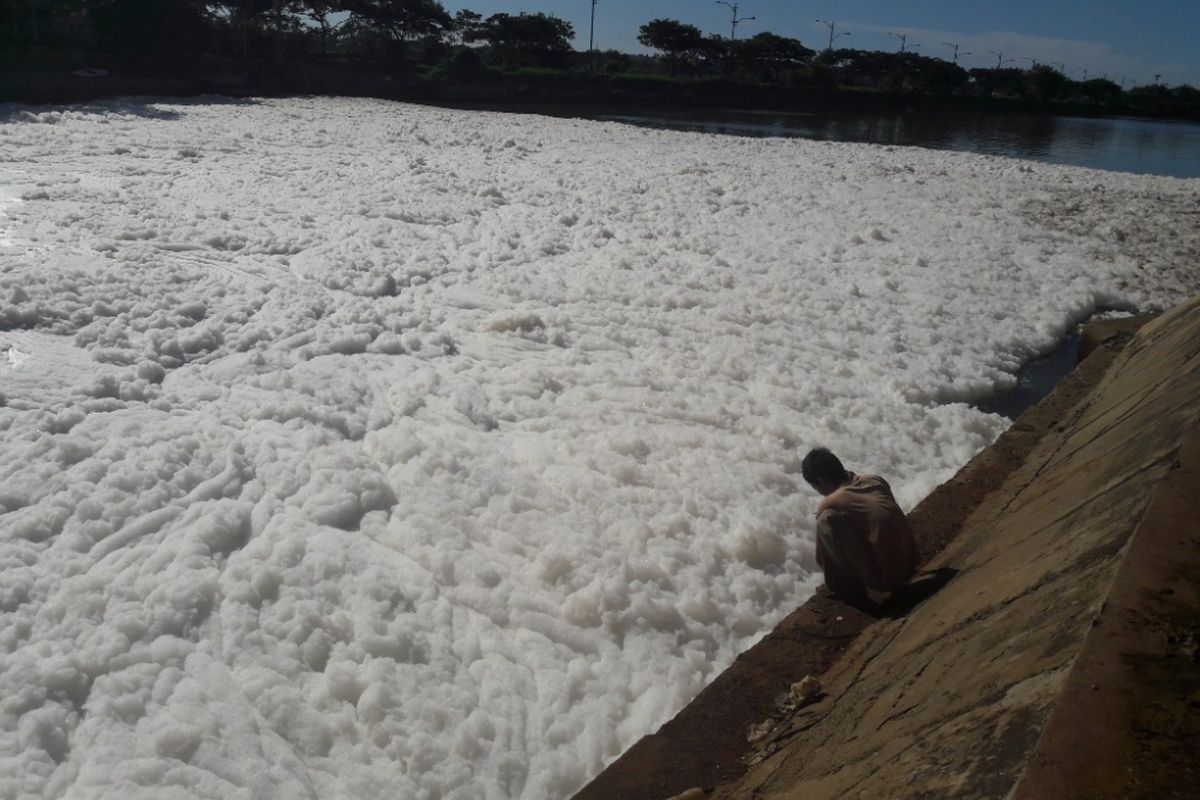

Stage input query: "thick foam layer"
[{"left": 0, "top": 97, "right": 1197, "bottom": 799}]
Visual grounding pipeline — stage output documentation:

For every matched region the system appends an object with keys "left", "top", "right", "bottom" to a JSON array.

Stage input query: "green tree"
[
  {"left": 87, "top": 0, "right": 215, "bottom": 57},
  {"left": 206, "top": 0, "right": 278, "bottom": 55},
  {"left": 1024, "top": 65, "right": 1070, "bottom": 101},
  {"left": 2, "top": 0, "right": 82, "bottom": 51},
  {"left": 300, "top": 0, "right": 345, "bottom": 54},
  {"left": 966, "top": 67, "right": 1027, "bottom": 98},
  {"left": 899, "top": 53, "right": 967, "bottom": 94},
  {"left": 1078, "top": 77, "right": 1122, "bottom": 104},
  {"left": 637, "top": 18, "right": 704, "bottom": 75},
  {"left": 451, "top": 7, "right": 480, "bottom": 45},
  {"left": 731, "top": 31, "right": 813, "bottom": 81},
  {"left": 1173, "top": 84, "right": 1200, "bottom": 101},
  {"left": 700, "top": 33, "right": 728, "bottom": 74},
  {"left": 468, "top": 12, "right": 574, "bottom": 69},
  {"left": 344, "top": 0, "right": 451, "bottom": 47},
  {"left": 595, "top": 48, "right": 636, "bottom": 75}
]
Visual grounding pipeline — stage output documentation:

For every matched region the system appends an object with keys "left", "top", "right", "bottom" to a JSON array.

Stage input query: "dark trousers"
[{"left": 816, "top": 511, "right": 882, "bottom": 601}]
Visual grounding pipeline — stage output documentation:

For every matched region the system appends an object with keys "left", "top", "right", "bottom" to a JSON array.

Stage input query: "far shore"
[{"left": 4, "top": 65, "right": 1200, "bottom": 124}]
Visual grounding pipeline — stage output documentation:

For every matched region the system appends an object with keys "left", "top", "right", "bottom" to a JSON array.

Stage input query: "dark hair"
[{"left": 801, "top": 447, "right": 849, "bottom": 488}]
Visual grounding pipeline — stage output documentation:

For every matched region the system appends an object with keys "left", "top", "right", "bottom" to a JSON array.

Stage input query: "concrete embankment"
[{"left": 576, "top": 297, "right": 1200, "bottom": 800}]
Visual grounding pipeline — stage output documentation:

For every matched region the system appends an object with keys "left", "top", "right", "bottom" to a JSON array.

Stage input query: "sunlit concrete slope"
[{"left": 579, "top": 295, "right": 1200, "bottom": 800}]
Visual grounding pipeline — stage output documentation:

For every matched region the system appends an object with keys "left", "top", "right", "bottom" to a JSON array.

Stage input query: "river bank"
[{"left": 3, "top": 61, "right": 1199, "bottom": 124}]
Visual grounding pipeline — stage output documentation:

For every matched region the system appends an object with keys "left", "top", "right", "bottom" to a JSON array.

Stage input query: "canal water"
[
  {"left": 594, "top": 109, "right": 1200, "bottom": 179},
  {"left": 973, "top": 330, "right": 1084, "bottom": 419}
]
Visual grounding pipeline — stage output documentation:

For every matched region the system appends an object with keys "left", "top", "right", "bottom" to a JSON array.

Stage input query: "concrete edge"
[{"left": 1011, "top": 413, "right": 1200, "bottom": 799}]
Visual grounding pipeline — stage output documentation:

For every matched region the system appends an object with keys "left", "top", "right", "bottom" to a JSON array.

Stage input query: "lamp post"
[
  {"left": 716, "top": 1, "right": 754, "bottom": 41},
  {"left": 272, "top": 0, "right": 282, "bottom": 61},
  {"left": 816, "top": 19, "right": 850, "bottom": 51},
  {"left": 888, "top": 32, "right": 917, "bottom": 54},
  {"left": 589, "top": 0, "right": 598, "bottom": 74},
  {"left": 987, "top": 50, "right": 1014, "bottom": 68},
  {"left": 943, "top": 41, "right": 970, "bottom": 65}
]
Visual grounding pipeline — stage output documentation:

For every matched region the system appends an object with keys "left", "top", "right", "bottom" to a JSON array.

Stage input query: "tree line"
[
  {"left": 3, "top": 1, "right": 1197, "bottom": 114},
  {"left": 634, "top": 18, "right": 1198, "bottom": 107},
  {"left": 1, "top": 1, "right": 578, "bottom": 66}
]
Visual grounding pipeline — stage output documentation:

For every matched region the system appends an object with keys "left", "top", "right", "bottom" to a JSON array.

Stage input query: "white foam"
[
  {"left": 1, "top": 97, "right": 1197, "bottom": 799},
  {"left": 0, "top": 187, "right": 22, "bottom": 248}
]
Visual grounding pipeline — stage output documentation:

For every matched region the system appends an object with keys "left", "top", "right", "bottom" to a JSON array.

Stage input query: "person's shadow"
[{"left": 843, "top": 567, "right": 960, "bottom": 619}]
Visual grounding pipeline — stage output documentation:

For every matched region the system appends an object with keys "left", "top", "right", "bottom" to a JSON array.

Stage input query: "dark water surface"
[
  {"left": 974, "top": 331, "right": 1083, "bottom": 419},
  {"left": 594, "top": 109, "right": 1200, "bottom": 179}
]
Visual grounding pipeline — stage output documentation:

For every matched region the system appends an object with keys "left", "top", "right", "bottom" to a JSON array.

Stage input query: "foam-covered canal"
[{"left": 1, "top": 98, "right": 1198, "bottom": 799}]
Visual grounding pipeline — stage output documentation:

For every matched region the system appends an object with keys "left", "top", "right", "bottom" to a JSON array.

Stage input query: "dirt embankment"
[{"left": 576, "top": 299, "right": 1200, "bottom": 800}]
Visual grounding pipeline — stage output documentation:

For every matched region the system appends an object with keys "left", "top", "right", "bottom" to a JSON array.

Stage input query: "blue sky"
[{"left": 439, "top": 1, "right": 1200, "bottom": 86}]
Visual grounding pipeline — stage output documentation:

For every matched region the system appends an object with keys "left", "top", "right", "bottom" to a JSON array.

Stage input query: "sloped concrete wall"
[{"left": 716, "top": 297, "right": 1199, "bottom": 799}]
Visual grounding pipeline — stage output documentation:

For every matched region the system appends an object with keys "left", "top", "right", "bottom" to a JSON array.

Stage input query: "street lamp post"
[
  {"left": 816, "top": 19, "right": 850, "bottom": 51},
  {"left": 943, "top": 41, "right": 970, "bottom": 65},
  {"left": 716, "top": 1, "right": 755, "bottom": 41},
  {"left": 888, "top": 32, "right": 917, "bottom": 54},
  {"left": 589, "top": 0, "right": 598, "bottom": 74},
  {"left": 987, "top": 50, "right": 1014, "bottom": 68},
  {"left": 271, "top": 0, "right": 282, "bottom": 60}
]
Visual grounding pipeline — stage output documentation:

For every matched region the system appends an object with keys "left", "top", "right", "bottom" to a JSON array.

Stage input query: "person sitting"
[{"left": 801, "top": 447, "right": 918, "bottom": 603}]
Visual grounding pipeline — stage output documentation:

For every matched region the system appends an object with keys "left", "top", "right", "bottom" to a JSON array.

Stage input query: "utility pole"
[
  {"left": 816, "top": 19, "right": 850, "bottom": 52},
  {"left": 271, "top": 0, "right": 283, "bottom": 61},
  {"left": 716, "top": 1, "right": 755, "bottom": 42},
  {"left": 943, "top": 41, "right": 970, "bottom": 65},
  {"left": 1154, "top": 73, "right": 1162, "bottom": 85},
  {"left": 589, "top": 0, "right": 598, "bottom": 74},
  {"left": 888, "top": 32, "right": 917, "bottom": 53},
  {"left": 987, "top": 50, "right": 1013, "bottom": 68}
]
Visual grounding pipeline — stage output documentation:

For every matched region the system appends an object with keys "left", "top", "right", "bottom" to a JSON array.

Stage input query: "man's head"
[{"left": 801, "top": 447, "right": 850, "bottom": 496}]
